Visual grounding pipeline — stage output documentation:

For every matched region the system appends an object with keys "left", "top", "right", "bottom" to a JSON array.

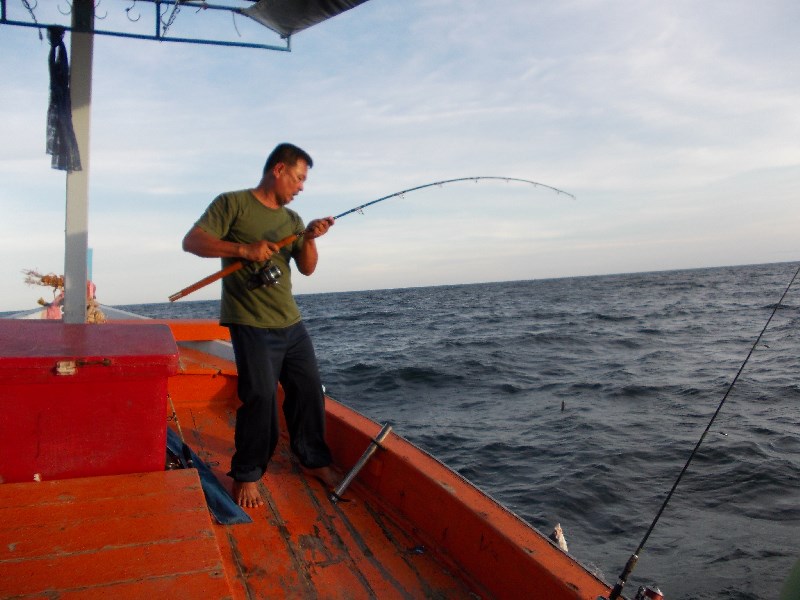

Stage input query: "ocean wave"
[
  {"left": 593, "top": 313, "right": 637, "bottom": 322},
  {"left": 122, "top": 262, "right": 800, "bottom": 600}
]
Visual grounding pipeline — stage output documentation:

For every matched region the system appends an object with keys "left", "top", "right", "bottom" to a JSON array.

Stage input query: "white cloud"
[{"left": 1, "top": 0, "right": 799, "bottom": 311}]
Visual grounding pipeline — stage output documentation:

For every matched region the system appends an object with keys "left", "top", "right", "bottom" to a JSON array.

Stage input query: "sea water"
[{"left": 118, "top": 262, "right": 800, "bottom": 600}]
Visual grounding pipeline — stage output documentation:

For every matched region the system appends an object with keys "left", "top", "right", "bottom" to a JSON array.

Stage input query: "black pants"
[{"left": 228, "top": 322, "right": 332, "bottom": 482}]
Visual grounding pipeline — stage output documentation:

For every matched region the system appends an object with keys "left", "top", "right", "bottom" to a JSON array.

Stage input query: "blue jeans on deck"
[{"left": 227, "top": 322, "right": 332, "bottom": 483}]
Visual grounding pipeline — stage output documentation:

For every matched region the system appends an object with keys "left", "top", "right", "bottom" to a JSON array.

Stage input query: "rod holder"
[{"left": 330, "top": 423, "right": 392, "bottom": 502}]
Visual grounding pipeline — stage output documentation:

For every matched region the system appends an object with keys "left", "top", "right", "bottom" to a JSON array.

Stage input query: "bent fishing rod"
[
  {"left": 604, "top": 262, "right": 800, "bottom": 600},
  {"left": 168, "top": 176, "right": 574, "bottom": 302}
]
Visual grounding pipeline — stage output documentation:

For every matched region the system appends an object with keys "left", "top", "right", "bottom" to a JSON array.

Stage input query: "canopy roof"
[{"left": 244, "top": 0, "right": 370, "bottom": 38}]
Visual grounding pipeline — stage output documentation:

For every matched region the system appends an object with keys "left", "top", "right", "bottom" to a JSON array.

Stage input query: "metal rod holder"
[{"left": 330, "top": 424, "right": 392, "bottom": 502}]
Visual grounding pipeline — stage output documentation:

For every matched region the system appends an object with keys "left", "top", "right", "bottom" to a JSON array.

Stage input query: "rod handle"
[
  {"left": 168, "top": 231, "right": 303, "bottom": 302},
  {"left": 169, "top": 261, "right": 244, "bottom": 302}
]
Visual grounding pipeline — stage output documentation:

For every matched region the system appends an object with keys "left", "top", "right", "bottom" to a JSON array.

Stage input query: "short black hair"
[{"left": 263, "top": 143, "right": 313, "bottom": 175}]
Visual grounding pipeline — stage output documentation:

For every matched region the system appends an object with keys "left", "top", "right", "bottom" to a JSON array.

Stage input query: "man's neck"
[{"left": 251, "top": 186, "right": 280, "bottom": 209}]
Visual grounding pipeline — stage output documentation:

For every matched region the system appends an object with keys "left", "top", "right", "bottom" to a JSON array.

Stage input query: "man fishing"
[{"left": 182, "top": 143, "right": 336, "bottom": 508}]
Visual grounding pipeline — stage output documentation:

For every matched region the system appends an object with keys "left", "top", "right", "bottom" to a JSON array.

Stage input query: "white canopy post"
[{"left": 63, "top": 0, "right": 94, "bottom": 323}]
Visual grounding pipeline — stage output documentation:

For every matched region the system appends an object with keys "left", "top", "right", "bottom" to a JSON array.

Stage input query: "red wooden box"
[{"left": 0, "top": 321, "right": 178, "bottom": 484}]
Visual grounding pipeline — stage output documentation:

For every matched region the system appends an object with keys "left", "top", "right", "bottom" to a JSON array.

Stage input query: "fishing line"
[
  {"left": 169, "top": 176, "right": 573, "bottom": 301},
  {"left": 607, "top": 262, "right": 800, "bottom": 600}
]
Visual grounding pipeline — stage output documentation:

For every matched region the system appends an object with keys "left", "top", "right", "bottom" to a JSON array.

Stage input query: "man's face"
[{"left": 275, "top": 159, "right": 309, "bottom": 206}]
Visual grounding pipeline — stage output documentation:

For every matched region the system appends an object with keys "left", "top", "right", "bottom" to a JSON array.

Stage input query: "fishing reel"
[
  {"left": 633, "top": 585, "right": 664, "bottom": 600},
  {"left": 246, "top": 262, "right": 283, "bottom": 290}
]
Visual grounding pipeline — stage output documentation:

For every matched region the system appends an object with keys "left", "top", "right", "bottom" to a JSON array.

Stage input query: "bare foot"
[
  {"left": 303, "top": 465, "right": 339, "bottom": 489},
  {"left": 232, "top": 480, "right": 264, "bottom": 508}
]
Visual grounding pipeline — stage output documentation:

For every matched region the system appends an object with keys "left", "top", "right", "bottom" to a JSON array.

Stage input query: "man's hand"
[
  {"left": 294, "top": 217, "right": 333, "bottom": 275},
  {"left": 305, "top": 217, "right": 335, "bottom": 240},
  {"left": 239, "top": 239, "right": 279, "bottom": 262}
]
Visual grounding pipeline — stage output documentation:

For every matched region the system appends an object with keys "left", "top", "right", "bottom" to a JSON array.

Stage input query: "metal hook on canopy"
[
  {"left": 161, "top": 1, "right": 182, "bottom": 36},
  {"left": 125, "top": 0, "right": 141, "bottom": 22},
  {"left": 21, "top": 0, "right": 39, "bottom": 19},
  {"left": 94, "top": 0, "right": 108, "bottom": 20},
  {"left": 57, "top": 0, "right": 105, "bottom": 20},
  {"left": 231, "top": 6, "right": 243, "bottom": 38},
  {"left": 20, "top": 0, "right": 43, "bottom": 38}
]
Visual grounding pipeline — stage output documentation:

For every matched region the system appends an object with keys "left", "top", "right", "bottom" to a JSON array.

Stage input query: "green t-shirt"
[{"left": 195, "top": 189, "right": 306, "bottom": 328}]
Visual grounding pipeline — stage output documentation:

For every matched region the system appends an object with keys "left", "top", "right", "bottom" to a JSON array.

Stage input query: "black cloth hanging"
[{"left": 46, "top": 27, "right": 82, "bottom": 172}]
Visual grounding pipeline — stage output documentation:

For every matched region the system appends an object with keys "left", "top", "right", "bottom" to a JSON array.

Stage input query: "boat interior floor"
[
  {"left": 0, "top": 341, "right": 481, "bottom": 600},
  {"left": 168, "top": 368, "right": 480, "bottom": 599}
]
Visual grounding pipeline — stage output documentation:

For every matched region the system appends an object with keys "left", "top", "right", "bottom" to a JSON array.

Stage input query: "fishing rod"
[
  {"left": 605, "top": 262, "right": 800, "bottom": 600},
  {"left": 169, "top": 176, "right": 573, "bottom": 302},
  {"left": 334, "top": 176, "right": 575, "bottom": 219}
]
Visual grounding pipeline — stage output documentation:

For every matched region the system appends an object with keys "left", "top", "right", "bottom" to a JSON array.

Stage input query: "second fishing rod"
[{"left": 169, "top": 176, "right": 575, "bottom": 302}]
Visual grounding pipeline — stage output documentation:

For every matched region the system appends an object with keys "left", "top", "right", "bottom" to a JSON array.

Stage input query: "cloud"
[{"left": 1, "top": 0, "right": 799, "bottom": 311}]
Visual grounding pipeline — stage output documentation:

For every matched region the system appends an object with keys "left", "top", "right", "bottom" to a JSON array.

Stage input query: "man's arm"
[
  {"left": 294, "top": 217, "right": 334, "bottom": 276},
  {"left": 182, "top": 225, "right": 277, "bottom": 262}
]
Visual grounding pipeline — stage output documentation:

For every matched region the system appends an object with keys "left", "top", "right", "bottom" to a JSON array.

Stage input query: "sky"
[{"left": 1, "top": 0, "right": 799, "bottom": 311}]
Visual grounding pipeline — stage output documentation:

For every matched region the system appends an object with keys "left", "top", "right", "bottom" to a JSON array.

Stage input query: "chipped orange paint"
[{"left": 0, "top": 319, "right": 612, "bottom": 600}]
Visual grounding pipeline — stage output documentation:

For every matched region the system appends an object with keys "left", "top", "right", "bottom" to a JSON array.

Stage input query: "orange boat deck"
[
  {"left": 167, "top": 328, "right": 487, "bottom": 599},
  {"left": 0, "top": 470, "right": 233, "bottom": 599},
  {"left": 0, "top": 320, "right": 612, "bottom": 599}
]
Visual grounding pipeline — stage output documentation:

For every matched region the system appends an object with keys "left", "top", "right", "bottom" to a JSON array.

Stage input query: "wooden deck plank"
[
  {"left": 0, "top": 470, "right": 233, "bottom": 600},
  {"left": 172, "top": 386, "right": 479, "bottom": 599},
  {"left": 0, "top": 508, "right": 213, "bottom": 561},
  {"left": 179, "top": 405, "right": 317, "bottom": 599},
  {"left": 324, "top": 484, "right": 478, "bottom": 599},
  {"left": 264, "top": 445, "right": 381, "bottom": 599},
  {"left": 1, "top": 539, "right": 226, "bottom": 596},
  {"left": 0, "top": 470, "right": 192, "bottom": 505},
  {"left": 55, "top": 571, "right": 233, "bottom": 600},
  {"left": 0, "top": 487, "right": 208, "bottom": 533}
]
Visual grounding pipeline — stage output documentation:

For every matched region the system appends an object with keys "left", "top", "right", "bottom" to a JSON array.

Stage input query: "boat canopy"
[
  {"left": 1, "top": 0, "right": 372, "bottom": 49},
  {"left": 243, "top": 0, "right": 371, "bottom": 38}
]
